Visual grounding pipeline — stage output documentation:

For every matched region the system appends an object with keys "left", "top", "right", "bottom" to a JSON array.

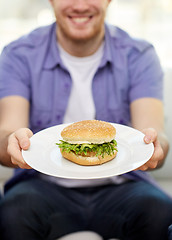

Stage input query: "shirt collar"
[
  {"left": 43, "top": 23, "right": 64, "bottom": 70},
  {"left": 44, "top": 22, "right": 115, "bottom": 70},
  {"left": 98, "top": 23, "right": 114, "bottom": 68}
]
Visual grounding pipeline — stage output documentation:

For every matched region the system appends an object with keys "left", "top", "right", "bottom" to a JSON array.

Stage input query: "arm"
[
  {"left": 0, "top": 96, "right": 33, "bottom": 168},
  {"left": 130, "top": 97, "right": 169, "bottom": 171}
]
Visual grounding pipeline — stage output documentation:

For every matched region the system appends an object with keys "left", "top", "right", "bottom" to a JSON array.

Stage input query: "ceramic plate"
[{"left": 22, "top": 123, "right": 154, "bottom": 179}]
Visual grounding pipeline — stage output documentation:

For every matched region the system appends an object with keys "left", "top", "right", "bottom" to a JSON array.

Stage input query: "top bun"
[{"left": 61, "top": 120, "right": 116, "bottom": 144}]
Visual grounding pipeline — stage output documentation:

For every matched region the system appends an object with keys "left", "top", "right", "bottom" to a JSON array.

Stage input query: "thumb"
[
  {"left": 15, "top": 128, "right": 33, "bottom": 150},
  {"left": 142, "top": 128, "right": 157, "bottom": 144}
]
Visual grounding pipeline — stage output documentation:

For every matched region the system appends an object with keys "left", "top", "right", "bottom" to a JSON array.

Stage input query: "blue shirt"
[{"left": 0, "top": 23, "right": 163, "bottom": 191}]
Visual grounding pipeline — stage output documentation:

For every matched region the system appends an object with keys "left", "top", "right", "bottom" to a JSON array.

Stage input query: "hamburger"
[{"left": 56, "top": 120, "right": 117, "bottom": 166}]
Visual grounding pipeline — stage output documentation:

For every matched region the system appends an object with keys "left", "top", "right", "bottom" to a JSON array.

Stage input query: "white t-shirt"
[{"left": 59, "top": 43, "right": 104, "bottom": 123}]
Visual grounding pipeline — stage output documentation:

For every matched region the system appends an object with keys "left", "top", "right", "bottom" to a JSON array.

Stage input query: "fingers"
[
  {"left": 7, "top": 128, "right": 33, "bottom": 169},
  {"left": 135, "top": 160, "right": 157, "bottom": 171},
  {"left": 16, "top": 128, "right": 33, "bottom": 150},
  {"left": 142, "top": 128, "right": 157, "bottom": 144},
  {"left": 135, "top": 164, "right": 148, "bottom": 171}
]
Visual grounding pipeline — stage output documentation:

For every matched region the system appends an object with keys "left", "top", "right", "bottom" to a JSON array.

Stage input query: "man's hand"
[
  {"left": 7, "top": 128, "right": 33, "bottom": 169},
  {"left": 135, "top": 128, "right": 164, "bottom": 171}
]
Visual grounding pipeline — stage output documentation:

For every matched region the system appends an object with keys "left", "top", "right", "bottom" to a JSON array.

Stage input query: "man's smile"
[{"left": 68, "top": 15, "right": 93, "bottom": 26}]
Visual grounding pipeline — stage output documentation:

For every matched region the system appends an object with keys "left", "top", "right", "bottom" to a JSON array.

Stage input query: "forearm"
[
  {"left": 130, "top": 98, "right": 170, "bottom": 171},
  {"left": 0, "top": 96, "right": 31, "bottom": 168}
]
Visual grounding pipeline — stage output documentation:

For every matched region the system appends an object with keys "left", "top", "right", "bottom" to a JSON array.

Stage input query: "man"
[{"left": 0, "top": 0, "right": 172, "bottom": 239}]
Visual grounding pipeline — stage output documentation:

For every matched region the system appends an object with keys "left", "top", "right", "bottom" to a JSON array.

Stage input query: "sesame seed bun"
[
  {"left": 59, "top": 120, "right": 117, "bottom": 166},
  {"left": 61, "top": 120, "right": 116, "bottom": 144}
]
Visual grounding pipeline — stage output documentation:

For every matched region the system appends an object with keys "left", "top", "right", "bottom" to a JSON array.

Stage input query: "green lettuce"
[{"left": 56, "top": 139, "right": 117, "bottom": 158}]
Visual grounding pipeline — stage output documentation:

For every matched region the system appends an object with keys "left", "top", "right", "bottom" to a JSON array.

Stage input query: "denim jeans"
[
  {"left": 169, "top": 225, "right": 172, "bottom": 240},
  {"left": 0, "top": 178, "right": 172, "bottom": 240}
]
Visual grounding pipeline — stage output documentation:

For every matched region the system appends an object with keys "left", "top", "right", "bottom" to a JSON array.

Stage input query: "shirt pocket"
[{"left": 30, "top": 109, "right": 52, "bottom": 133}]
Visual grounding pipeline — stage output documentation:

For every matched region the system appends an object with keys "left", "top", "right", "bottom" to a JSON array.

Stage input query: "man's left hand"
[{"left": 135, "top": 128, "right": 164, "bottom": 171}]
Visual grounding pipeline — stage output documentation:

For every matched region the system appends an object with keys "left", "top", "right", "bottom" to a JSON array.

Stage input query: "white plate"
[{"left": 22, "top": 123, "right": 154, "bottom": 179}]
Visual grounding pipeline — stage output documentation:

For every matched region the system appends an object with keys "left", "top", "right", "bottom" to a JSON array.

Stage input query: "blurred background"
[
  {"left": 0, "top": 0, "right": 172, "bottom": 194},
  {"left": 0, "top": 0, "right": 172, "bottom": 68}
]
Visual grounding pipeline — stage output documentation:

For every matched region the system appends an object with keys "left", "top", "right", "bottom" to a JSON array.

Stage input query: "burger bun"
[{"left": 60, "top": 149, "right": 117, "bottom": 166}]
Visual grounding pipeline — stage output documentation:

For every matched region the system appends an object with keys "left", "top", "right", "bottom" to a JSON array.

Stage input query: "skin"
[
  {"left": 0, "top": 0, "right": 169, "bottom": 171},
  {"left": 49, "top": 0, "right": 111, "bottom": 56},
  {"left": 130, "top": 98, "right": 169, "bottom": 171}
]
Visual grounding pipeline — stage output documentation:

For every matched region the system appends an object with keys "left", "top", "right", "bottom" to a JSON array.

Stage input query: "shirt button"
[
  {"left": 65, "top": 83, "right": 69, "bottom": 89},
  {"left": 37, "top": 120, "right": 42, "bottom": 125},
  {"left": 56, "top": 115, "right": 61, "bottom": 121},
  {"left": 64, "top": 83, "right": 70, "bottom": 94},
  {"left": 119, "top": 119, "right": 125, "bottom": 125}
]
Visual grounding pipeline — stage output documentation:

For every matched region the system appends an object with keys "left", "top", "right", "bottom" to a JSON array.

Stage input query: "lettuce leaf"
[{"left": 56, "top": 139, "right": 117, "bottom": 158}]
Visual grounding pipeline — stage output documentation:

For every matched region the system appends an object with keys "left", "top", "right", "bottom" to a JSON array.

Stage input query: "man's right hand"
[{"left": 7, "top": 128, "right": 33, "bottom": 169}]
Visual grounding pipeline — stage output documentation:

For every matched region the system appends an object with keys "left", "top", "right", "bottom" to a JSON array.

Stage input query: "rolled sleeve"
[
  {"left": 0, "top": 46, "right": 30, "bottom": 100},
  {"left": 128, "top": 45, "right": 164, "bottom": 102}
]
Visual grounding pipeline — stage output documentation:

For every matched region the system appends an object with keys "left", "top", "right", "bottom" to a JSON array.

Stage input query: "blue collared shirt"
[{"left": 0, "top": 23, "right": 163, "bottom": 191}]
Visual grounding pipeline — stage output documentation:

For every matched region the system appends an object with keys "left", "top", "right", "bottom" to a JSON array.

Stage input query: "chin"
[
  {"left": 66, "top": 28, "right": 99, "bottom": 42},
  {"left": 58, "top": 19, "right": 104, "bottom": 43}
]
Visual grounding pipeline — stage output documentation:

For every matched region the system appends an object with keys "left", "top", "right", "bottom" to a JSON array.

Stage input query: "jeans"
[
  {"left": 169, "top": 225, "right": 172, "bottom": 240},
  {"left": 0, "top": 178, "right": 172, "bottom": 240}
]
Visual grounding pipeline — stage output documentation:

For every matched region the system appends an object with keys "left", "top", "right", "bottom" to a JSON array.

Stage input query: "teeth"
[{"left": 72, "top": 17, "right": 89, "bottom": 23}]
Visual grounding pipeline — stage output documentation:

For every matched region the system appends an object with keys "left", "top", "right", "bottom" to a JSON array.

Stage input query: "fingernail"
[
  {"left": 145, "top": 136, "right": 151, "bottom": 143},
  {"left": 22, "top": 141, "right": 29, "bottom": 149}
]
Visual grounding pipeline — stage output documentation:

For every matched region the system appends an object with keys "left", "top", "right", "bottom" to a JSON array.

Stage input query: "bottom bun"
[{"left": 60, "top": 150, "right": 117, "bottom": 166}]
